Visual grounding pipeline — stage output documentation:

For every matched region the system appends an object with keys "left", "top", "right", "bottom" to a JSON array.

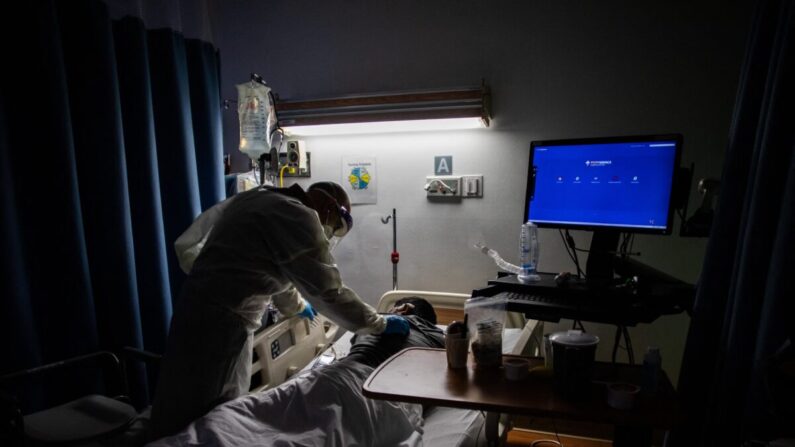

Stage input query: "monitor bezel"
[{"left": 524, "top": 134, "right": 683, "bottom": 235}]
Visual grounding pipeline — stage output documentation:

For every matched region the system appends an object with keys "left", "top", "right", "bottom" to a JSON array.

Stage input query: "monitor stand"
[{"left": 585, "top": 229, "right": 621, "bottom": 289}]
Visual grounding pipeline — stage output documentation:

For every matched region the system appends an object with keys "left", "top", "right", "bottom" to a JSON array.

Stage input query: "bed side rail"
[{"left": 249, "top": 315, "right": 339, "bottom": 393}]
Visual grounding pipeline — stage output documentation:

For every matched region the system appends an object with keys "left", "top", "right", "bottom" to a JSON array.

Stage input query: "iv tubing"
[{"left": 474, "top": 243, "right": 522, "bottom": 274}]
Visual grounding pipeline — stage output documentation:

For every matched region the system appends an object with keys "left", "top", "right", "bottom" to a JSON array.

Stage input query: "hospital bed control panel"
[{"left": 270, "top": 330, "right": 294, "bottom": 359}]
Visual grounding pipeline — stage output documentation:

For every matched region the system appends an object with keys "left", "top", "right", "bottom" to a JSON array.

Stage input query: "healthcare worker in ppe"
[{"left": 150, "top": 181, "right": 410, "bottom": 438}]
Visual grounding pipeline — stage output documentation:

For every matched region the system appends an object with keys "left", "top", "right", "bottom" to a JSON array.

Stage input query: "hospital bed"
[
  {"left": 242, "top": 289, "right": 539, "bottom": 447},
  {"left": 3, "top": 290, "right": 539, "bottom": 446}
]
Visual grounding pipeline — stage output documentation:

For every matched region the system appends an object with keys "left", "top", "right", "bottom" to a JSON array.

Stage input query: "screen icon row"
[{"left": 555, "top": 175, "right": 640, "bottom": 182}]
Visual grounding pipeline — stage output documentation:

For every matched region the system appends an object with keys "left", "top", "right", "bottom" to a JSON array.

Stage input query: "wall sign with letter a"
[{"left": 435, "top": 156, "right": 453, "bottom": 175}]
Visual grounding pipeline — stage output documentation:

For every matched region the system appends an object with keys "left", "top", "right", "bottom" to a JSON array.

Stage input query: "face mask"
[{"left": 322, "top": 224, "right": 344, "bottom": 252}]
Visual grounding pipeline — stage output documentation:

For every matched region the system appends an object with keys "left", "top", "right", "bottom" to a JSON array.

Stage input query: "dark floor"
[{"left": 507, "top": 416, "right": 666, "bottom": 446}]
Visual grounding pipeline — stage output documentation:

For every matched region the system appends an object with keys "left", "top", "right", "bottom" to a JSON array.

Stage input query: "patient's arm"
[{"left": 341, "top": 315, "right": 444, "bottom": 368}]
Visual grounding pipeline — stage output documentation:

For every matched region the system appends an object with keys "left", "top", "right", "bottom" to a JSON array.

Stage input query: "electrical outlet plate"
[
  {"left": 279, "top": 152, "right": 311, "bottom": 177},
  {"left": 425, "top": 176, "right": 461, "bottom": 197}
]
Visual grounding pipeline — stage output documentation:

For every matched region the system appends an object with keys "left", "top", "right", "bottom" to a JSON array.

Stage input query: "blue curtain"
[
  {"left": 672, "top": 0, "right": 795, "bottom": 444},
  {"left": 0, "top": 0, "right": 223, "bottom": 412}
]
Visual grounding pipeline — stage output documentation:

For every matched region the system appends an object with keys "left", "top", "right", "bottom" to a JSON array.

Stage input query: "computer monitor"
[{"left": 525, "top": 134, "right": 682, "bottom": 285}]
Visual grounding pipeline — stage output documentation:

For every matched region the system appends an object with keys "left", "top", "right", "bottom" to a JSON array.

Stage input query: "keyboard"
[
  {"left": 489, "top": 289, "right": 647, "bottom": 325},
  {"left": 499, "top": 291, "right": 581, "bottom": 321},
  {"left": 502, "top": 291, "right": 574, "bottom": 306}
]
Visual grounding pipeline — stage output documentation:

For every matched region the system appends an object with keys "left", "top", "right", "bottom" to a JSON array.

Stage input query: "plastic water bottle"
[
  {"left": 518, "top": 221, "right": 540, "bottom": 283},
  {"left": 529, "top": 222, "right": 539, "bottom": 273},
  {"left": 642, "top": 346, "right": 661, "bottom": 394}
]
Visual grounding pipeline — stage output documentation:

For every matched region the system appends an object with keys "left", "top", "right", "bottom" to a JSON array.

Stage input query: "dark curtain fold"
[
  {"left": 672, "top": 0, "right": 795, "bottom": 444},
  {"left": 113, "top": 17, "right": 173, "bottom": 365},
  {"left": 0, "top": 0, "right": 223, "bottom": 411},
  {"left": 55, "top": 0, "right": 148, "bottom": 405},
  {"left": 0, "top": 103, "right": 43, "bottom": 408},
  {"left": 186, "top": 39, "right": 225, "bottom": 211},
  {"left": 147, "top": 29, "right": 203, "bottom": 302},
  {"left": 0, "top": 1, "right": 100, "bottom": 412}
]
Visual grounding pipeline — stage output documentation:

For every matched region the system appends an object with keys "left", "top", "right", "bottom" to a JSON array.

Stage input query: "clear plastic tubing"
[{"left": 474, "top": 243, "right": 522, "bottom": 275}]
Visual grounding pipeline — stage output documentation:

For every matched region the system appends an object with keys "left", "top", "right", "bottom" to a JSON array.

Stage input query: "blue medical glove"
[
  {"left": 297, "top": 299, "right": 317, "bottom": 321},
  {"left": 382, "top": 315, "right": 410, "bottom": 336}
]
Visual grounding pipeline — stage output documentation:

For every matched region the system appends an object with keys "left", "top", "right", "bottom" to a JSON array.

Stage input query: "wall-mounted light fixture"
[{"left": 275, "top": 81, "right": 490, "bottom": 136}]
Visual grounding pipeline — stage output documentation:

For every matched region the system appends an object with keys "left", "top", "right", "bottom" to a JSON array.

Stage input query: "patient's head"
[{"left": 389, "top": 297, "right": 437, "bottom": 325}]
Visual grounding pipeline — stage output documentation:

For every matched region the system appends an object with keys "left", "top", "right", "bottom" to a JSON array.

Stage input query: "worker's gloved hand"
[
  {"left": 382, "top": 315, "right": 410, "bottom": 336},
  {"left": 297, "top": 299, "right": 317, "bottom": 321}
]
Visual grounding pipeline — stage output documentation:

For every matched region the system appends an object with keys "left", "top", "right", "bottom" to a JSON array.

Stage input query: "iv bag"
[{"left": 237, "top": 81, "right": 276, "bottom": 160}]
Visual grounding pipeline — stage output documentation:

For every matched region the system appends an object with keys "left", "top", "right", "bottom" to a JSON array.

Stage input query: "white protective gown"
[{"left": 150, "top": 185, "right": 386, "bottom": 438}]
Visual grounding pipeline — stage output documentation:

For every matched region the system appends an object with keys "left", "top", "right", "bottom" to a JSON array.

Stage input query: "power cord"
[
  {"left": 570, "top": 232, "right": 640, "bottom": 257},
  {"left": 526, "top": 418, "right": 564, "bottom": 446},
  {"left": 530, "top": 441, "right": 561, "bottom": 446},
  {"left": 564, "top": 230, "right": 583, "bottom": 278},
  {"left": 552, "top": 418, "right": 562, "bottom": 446},
  {"left": 618, "top": 233, "right": 636, "bottom": 258},
  {"left": 611, "top": 325, "right": 635, "bottom": 364},
  {"left": 424, "top": 178, "right": 457, "bottom": 194},
  {"left": 558, "top": 230, "right": 584, "bottom": 278},
  {"left": 622, "top": 325, "right": 635, "bottom": 364}
]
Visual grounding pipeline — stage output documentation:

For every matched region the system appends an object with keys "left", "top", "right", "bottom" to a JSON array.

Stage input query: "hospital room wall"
[{"left": 210, "top": 0, "right": 752, "bottom": 384}]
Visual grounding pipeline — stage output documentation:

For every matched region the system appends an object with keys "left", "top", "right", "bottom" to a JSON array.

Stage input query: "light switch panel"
[{"left": 462, "top": 175, "right": 483, "bottom": 198}]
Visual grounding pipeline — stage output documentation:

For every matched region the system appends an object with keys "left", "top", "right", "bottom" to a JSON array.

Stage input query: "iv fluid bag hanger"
[{"left": 237, "top": 75, "right": 278, "bottom": 160}]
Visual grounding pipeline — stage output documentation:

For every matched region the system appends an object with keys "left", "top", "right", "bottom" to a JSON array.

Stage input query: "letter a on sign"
[{"left": 435, "top": 156, "right": 453, "bottom": 175}]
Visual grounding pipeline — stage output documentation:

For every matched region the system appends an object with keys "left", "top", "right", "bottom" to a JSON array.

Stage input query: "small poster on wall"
[{"left": 342, "top": 156, "right": 377, "bottom": 204}]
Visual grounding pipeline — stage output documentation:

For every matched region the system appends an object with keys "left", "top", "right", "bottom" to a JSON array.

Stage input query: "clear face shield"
[{"left": 319, "top": 192, "right": 353, "bottom": 251}]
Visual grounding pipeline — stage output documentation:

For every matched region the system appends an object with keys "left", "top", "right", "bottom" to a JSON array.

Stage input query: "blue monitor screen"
[{"left": 526, "top": 136, "right": 680, "bottom": 233}]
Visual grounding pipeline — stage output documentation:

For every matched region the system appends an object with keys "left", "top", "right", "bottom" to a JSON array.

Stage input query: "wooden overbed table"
[{"left": 362, "top": 348, "right": 679, "bottom": 446}]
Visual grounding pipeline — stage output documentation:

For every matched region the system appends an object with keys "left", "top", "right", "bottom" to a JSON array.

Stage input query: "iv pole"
[{"left": 381, "top": 209, "right": 399, "bottom": 290}]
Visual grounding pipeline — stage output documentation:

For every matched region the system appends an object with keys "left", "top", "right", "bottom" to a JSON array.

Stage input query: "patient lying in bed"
[
  {"left": 342, "top": 297, "right": 442, "bottom": 368},
  {"left": 148, "top": 298, "right": 452, "bottom": 446}
]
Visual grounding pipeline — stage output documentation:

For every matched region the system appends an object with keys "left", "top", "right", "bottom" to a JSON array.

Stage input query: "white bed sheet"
[
  {"left": 422, "top": 406, "right": 484, "bottom": 447},
  {"left": 147, "top": 361, "right": 425, "bottom": 446}
]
